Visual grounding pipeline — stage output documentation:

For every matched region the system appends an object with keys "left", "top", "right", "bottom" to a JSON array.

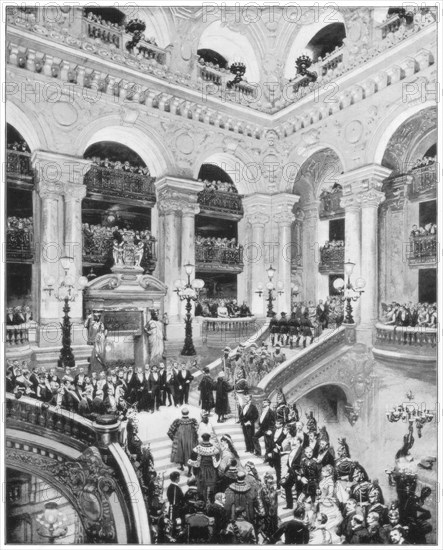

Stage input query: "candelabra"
[
  {"left": 36, "top": 502, "right": 68, "bottom": 544},
  {"left": 255, "top": 265, "right": 283, "bottom": 317},
  {"left": 44, "top": 256, "right": 88, "bottom": 369},
  {"left": 295, "top": 54, "right": 318, "bottom": 83},
  {"left": 386, "top": 390, "right": 434, "bottom": 438},
  {"left": 333, "top": 260, "right": 366, "bottom": 324},
  {"left": 174, "top": 262, "right": 205, "bottom": 356},
  {"left": 227, "top": 61, "right": 246, "bottom": 88}
]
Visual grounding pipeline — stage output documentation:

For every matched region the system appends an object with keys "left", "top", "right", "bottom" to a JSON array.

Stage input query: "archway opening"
[
  {"left": 306, "top": 22, "right": 346, "bottom": 62},
  {"left": 6, "top": 467, "right": 86, "bottom": 544},
  {"left": 197, "top": 48, "right": 228, "bottom": 69}
]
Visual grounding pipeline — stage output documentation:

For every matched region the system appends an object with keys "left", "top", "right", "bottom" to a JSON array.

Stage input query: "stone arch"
[
  {"left": 193, "top": 150, "right": 262, "bottom": 195},
  {"left": 370, "top": 101, "right": 437, "bottom": 170},
  {"left": 283, "top": 14, "right": 347, "bottom": 79},
  {"left": 133, "top": 7, "right": 175, "bottom": 48},
  {"left": 290, "top": 146, "right": 344, "bottom": 202},
  {"left": 6, "top": 100, "right": 48, "bottom": 152},
  {"left": 74, "top": 116, "right": 174, "bottom": 178},
  {"left": 197, "top": 20, "right": 261, "bottom": 83}
]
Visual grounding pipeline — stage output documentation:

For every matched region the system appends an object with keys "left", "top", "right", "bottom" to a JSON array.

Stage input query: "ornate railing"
[
  {"left": 319, "top": 191, "right": 344, "bottom": 219},
  {"left": 6, "top": 150, "right": 34, "bottom": 183},
  {"left": 83, "top": 226, "right": 157, "bottom": 272},
  {"left": 258, "top": 326, "right": 346, "bottom": 394},
  {"left": 84, "top": 164, "right": 156, "bottom": 204},
  {"left": 410, "top": 164, "right": 437, "bottom": 197},
  {"left": 319, "top": 246, "right": 344, "bottom": 273},
  {"left": 197, "top": 189, "right": 243, "bottom": 217},
  {"left": 7, "top": 222, "right": 34, "bottom": 261},
  {"left": 320, "top": 50, "right": 344, "bottom": 76},
  {"left": 6, "top": 324, "right": 29, "bottom": 346},
  {"left": 6, "top": 393, "right": 98, "bottom": 448},
  {"left": 407, "top": 234, "right": 437, "bottom": 265},
  {"left": 374, "top": 322, "right": 437, "bottom": 352},
  {"left": 379, "top": 14, "right": 403, "bottom": 39},
  {"left": 83, "top": 16, "right": 124, "bottom": 48},
  {"left": 137, "top": 38, "right": 168, "bottom": 64},
  {"left": 196, "top": 244, "right": 244, "bottom": 272}
]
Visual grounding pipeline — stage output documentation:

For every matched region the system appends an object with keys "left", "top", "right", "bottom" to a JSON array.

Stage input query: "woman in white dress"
[
  {"left": 317, "top": 464, "right": 343, "bottom": 534},
  {"left": 145, "top": 310, "right": 164, "bottom": 363},
  {"left": 216, "top": 301, "right": 229, "bottom": 318}
]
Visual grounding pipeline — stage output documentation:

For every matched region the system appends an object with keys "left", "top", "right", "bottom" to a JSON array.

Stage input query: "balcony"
[
  {"left": 6, "top": 150, "right": 34, "bottom": 188},
  {"left": 84, "top": 164, "right": 156, "bottom": 206},
  {"left": 319, "top": 190, "right": 344, "bottom": 219},
  {"left": 409, "top": 164, "right": 437, "bottom": 199},
  {"left": 201, "top": 316, "right": 257, "bottom": 347},
  {"left": 7, "top": 219, "right": 34, "bottom": 262},
  {"left": 407, "top": 234, "right": 437, "bottom": 266},
  {"left": 195, "top": 244, "right": 244, "bottom": 274},
  {"left": 319, "top": 245, "right": 344, "bottom": 273},
  {"left": 197, "top": 189, "right": 244, "bottom": 219},
  {"left": 373, "top": 322, "right": 436, "bottom": 367}
]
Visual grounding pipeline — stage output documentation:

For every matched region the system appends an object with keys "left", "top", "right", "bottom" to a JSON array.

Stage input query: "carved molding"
[{"left": 358, "top": 188, "right": 386, "bottom": 208}]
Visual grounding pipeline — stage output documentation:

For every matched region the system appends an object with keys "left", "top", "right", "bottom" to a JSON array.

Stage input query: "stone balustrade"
[
  {"left": 197, "top": 189, "right": 244, "bottom": 218},
  {"left": 374, "top": 322, "right": 437, "bottom": 354},
  {"left": 201, "top": 316, "right": 259, "bottom": 347},
  {"left": 319, "top": 245, "right": 345, "bottom": 273},
  {"left": 83, "top": 15, "right": 124, "bottom": 48},
  {"left": 6, "top": 392, "right": 98, "bottom": 448},
  {"left": 258, "top": 326, "right": 346, "bottom": 395},
  {"left": 6, "top": 324, "right": 30, "bottom": 346}
]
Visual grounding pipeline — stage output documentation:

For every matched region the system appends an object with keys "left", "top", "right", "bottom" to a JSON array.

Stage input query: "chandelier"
[{"left": 386, "top": 390, "right": 434, "bottom": 438}]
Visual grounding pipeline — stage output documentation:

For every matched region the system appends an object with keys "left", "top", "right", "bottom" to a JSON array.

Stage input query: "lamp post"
[
  {"left": 174, "top": 262, "right": 205, "bottom": 356},
  {"left": 44, "top": 256, "right": 88, "bottom": 369},
  {"left": 255, "top": 265, "right": 283, "bottom": 317},
  {"left": 36, "top": 502, "right": 68, "bottom": 544},
  {"left": 333, "top": 260, "right": 366, "bottom": 324}
]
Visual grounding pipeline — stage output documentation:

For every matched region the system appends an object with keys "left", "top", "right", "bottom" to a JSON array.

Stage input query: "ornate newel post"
[
  {"left": 92, "top": 415, "right": 122, "bottom": 449},
  {"left": 273, "top": 193, "right": 299, "bottom": 313},
  {"left": 243, "top": 195, "right": 271, "bottom": 317}
]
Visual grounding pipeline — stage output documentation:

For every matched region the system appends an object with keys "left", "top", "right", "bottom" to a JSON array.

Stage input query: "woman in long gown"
[
  {"left": 145, "top": 310, "right": 164, "bottom": 364},
  {"left": 188, "top": 433, "right": 220, "bottom": 503},
  {"left": 91, "top": 322, "right": 107, "bottom": 372},
  {"left": 260, "top": 472, "right": 279, "bottom": 541},
  {"left": 217, "top": 434, "right": 243, "bottom": 476},
  {"left": 167, "top": 408, "right": 198, "bottom": 475},
  {"left": 317, "top": 464, "right": 343, "bottom": 534},
  {"left": 214, "top": 372, "right": 233, "bottom": 422}
]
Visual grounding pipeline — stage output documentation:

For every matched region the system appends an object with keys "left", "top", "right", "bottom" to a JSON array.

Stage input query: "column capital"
[
  {"left": 303, "top": 201, "right": 320, "bottom": 220},
  {"left": 340, "top": 194, "right": 360, "bottom": 212},
  {"left": 156, "top": 177, "right": 204, "bottom": 215},
  {"left": 337, "top": 164, "right": 392, "bottom": 196},
  {"left": 272, "top": 193, "right": 299, "bottom": 226},
  {"left": 32, "top": 151, "right": 92, "bottom": 189},
  {"left": 243, "top": 194, "right": 272, "bottom": 226},
  {"left": 357, "top": 188, "right": 385, "bottom": 208},
  {"left": 63, "top": 182, "right": 87, "bottom": 200}
]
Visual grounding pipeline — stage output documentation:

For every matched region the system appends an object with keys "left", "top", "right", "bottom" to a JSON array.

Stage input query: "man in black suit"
[
  {"left": 268, "top": 419, "right": 287, "bottom": 487},
  {"left": 282, "top": 431, "right": 305, "bottom": 509},
  {"left": 147, "top": 365, "right": 162, "bottom": 412},
  {"left": 252, "top": 398, "right": 275, "bottom": 458},
  {"left": 164, "top": 365, "right": 176, "bottom": 406},
  {"left": 270, "top": 503, "right": 310, "bottom": 544},
  {"left": 128, "top": 366, "right": 146, "bottom": 406},
  {"left": 239, "top": 393, "right": 259, "bottom": 453},
  {"left": 157, "top": 361, "right": 167, "bottom": 405},
  {"left": 176, "top": 363, "right": 193, "bottom": 405},
  {"left": 167, "top": 471, "right": 185, "bottom": 521}
]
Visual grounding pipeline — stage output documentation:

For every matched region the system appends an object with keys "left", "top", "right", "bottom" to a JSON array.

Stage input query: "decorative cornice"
[{"left": 358, "top": 189, "right": 386, "bottom": 208}]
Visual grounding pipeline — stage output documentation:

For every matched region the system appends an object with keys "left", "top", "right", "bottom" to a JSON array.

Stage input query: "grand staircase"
[{"left": 142, "top": 330, "right": 340, "bottom": 527}]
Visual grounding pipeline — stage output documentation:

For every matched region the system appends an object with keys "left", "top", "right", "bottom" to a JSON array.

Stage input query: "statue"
[
  {"left": 145, "top": 310, "right": 164, "bottom": 364},
  {"left": 134, "top": 241, "right": 145, "bottom": 267},
  {"left": 91, "top": 319, "right": 107, "bottom": 372},
  {"left": 112, "top": 239, "right": 123, "bottom": 265}
]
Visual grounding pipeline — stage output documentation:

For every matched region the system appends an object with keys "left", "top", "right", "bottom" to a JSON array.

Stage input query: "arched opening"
[
  {"left": 82, "top": 141, "right": 156, "bottom": 283},
  {"left": 6, "top": 467, "right": 85, "bottom": 544},
  {"left": 296, "top": 384, "right": 348, "bottom": 425},
  {"left": 6, "top": 124, "right": 34, "bottom": 320},
  {"left": 195, "top": 163, "right": 243, "bottom": 306},
  {"left": 82, "top": 6, "right": 125, "bottom": 26},
  {"left": 197, "top": 48, "right": 228, "bottom": 69},
  {"left": 306, "top": 23, "right": 346, "bottom": 62}
]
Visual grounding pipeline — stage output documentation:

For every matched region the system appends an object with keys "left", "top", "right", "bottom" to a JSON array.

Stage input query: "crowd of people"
[
  {"left": 410, "top": 223, "right": 437, "bottom": 238},
  {"left": 195, "top": 236, "right": 240, "bottom": 249},
  {"left": 86, "top": 156, "right": 151, "bottom": 175},
  {"left": 198, "top": 178, "right": 238, "bottom": 194},
  {"left": 7, "top": 140, "right": 30, "bottom": 153},
  {"left": 160, "top": 389, "right": 433, "bottom": 544},
  {"left": 5, "top": 360, "right": 200, "bottom": 419},
  {"left": 380, "top": 302, "right": 437, "bottom": 328},
  {"left": 195, "top": 298, "right": 252, "bottom": 318},
  {"left": 321, "top": 239, "right": 345, "bottom": 249},
  {"left": 85, "top": 10, "right": 125, "bottom": 30},
  {"left": 6, "top": 305, "right": 32, "bottom": 326},
  {"left": 412, "top": 156, "right": 436, "bottom": 169}
]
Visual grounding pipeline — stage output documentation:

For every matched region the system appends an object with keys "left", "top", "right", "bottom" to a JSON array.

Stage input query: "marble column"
[
  {"left": 32, "top": 151, "right": 91, "bottom": 347},
  {"left": 358, "top": 189, "right": 385, "bottom": 343},
  {"left": 272, "top": 193, "right": 299, "bottom": 313},
  {"left": 63, "top": 182, "right": 88, "bottom": 322},
  {"left": 303, "top": 202, "right": 320, "bottom": 304},
  {"left": 156, "top": 177, "right": 204, "bottom": 321},
  {"left": 243, "top": 195, "right": 271, "bottom": 317}
]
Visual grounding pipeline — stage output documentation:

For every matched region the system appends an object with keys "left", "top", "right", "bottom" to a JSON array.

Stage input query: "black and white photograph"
[{"left": 1, "top": 1, "right": 441, "bottom": 546}]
